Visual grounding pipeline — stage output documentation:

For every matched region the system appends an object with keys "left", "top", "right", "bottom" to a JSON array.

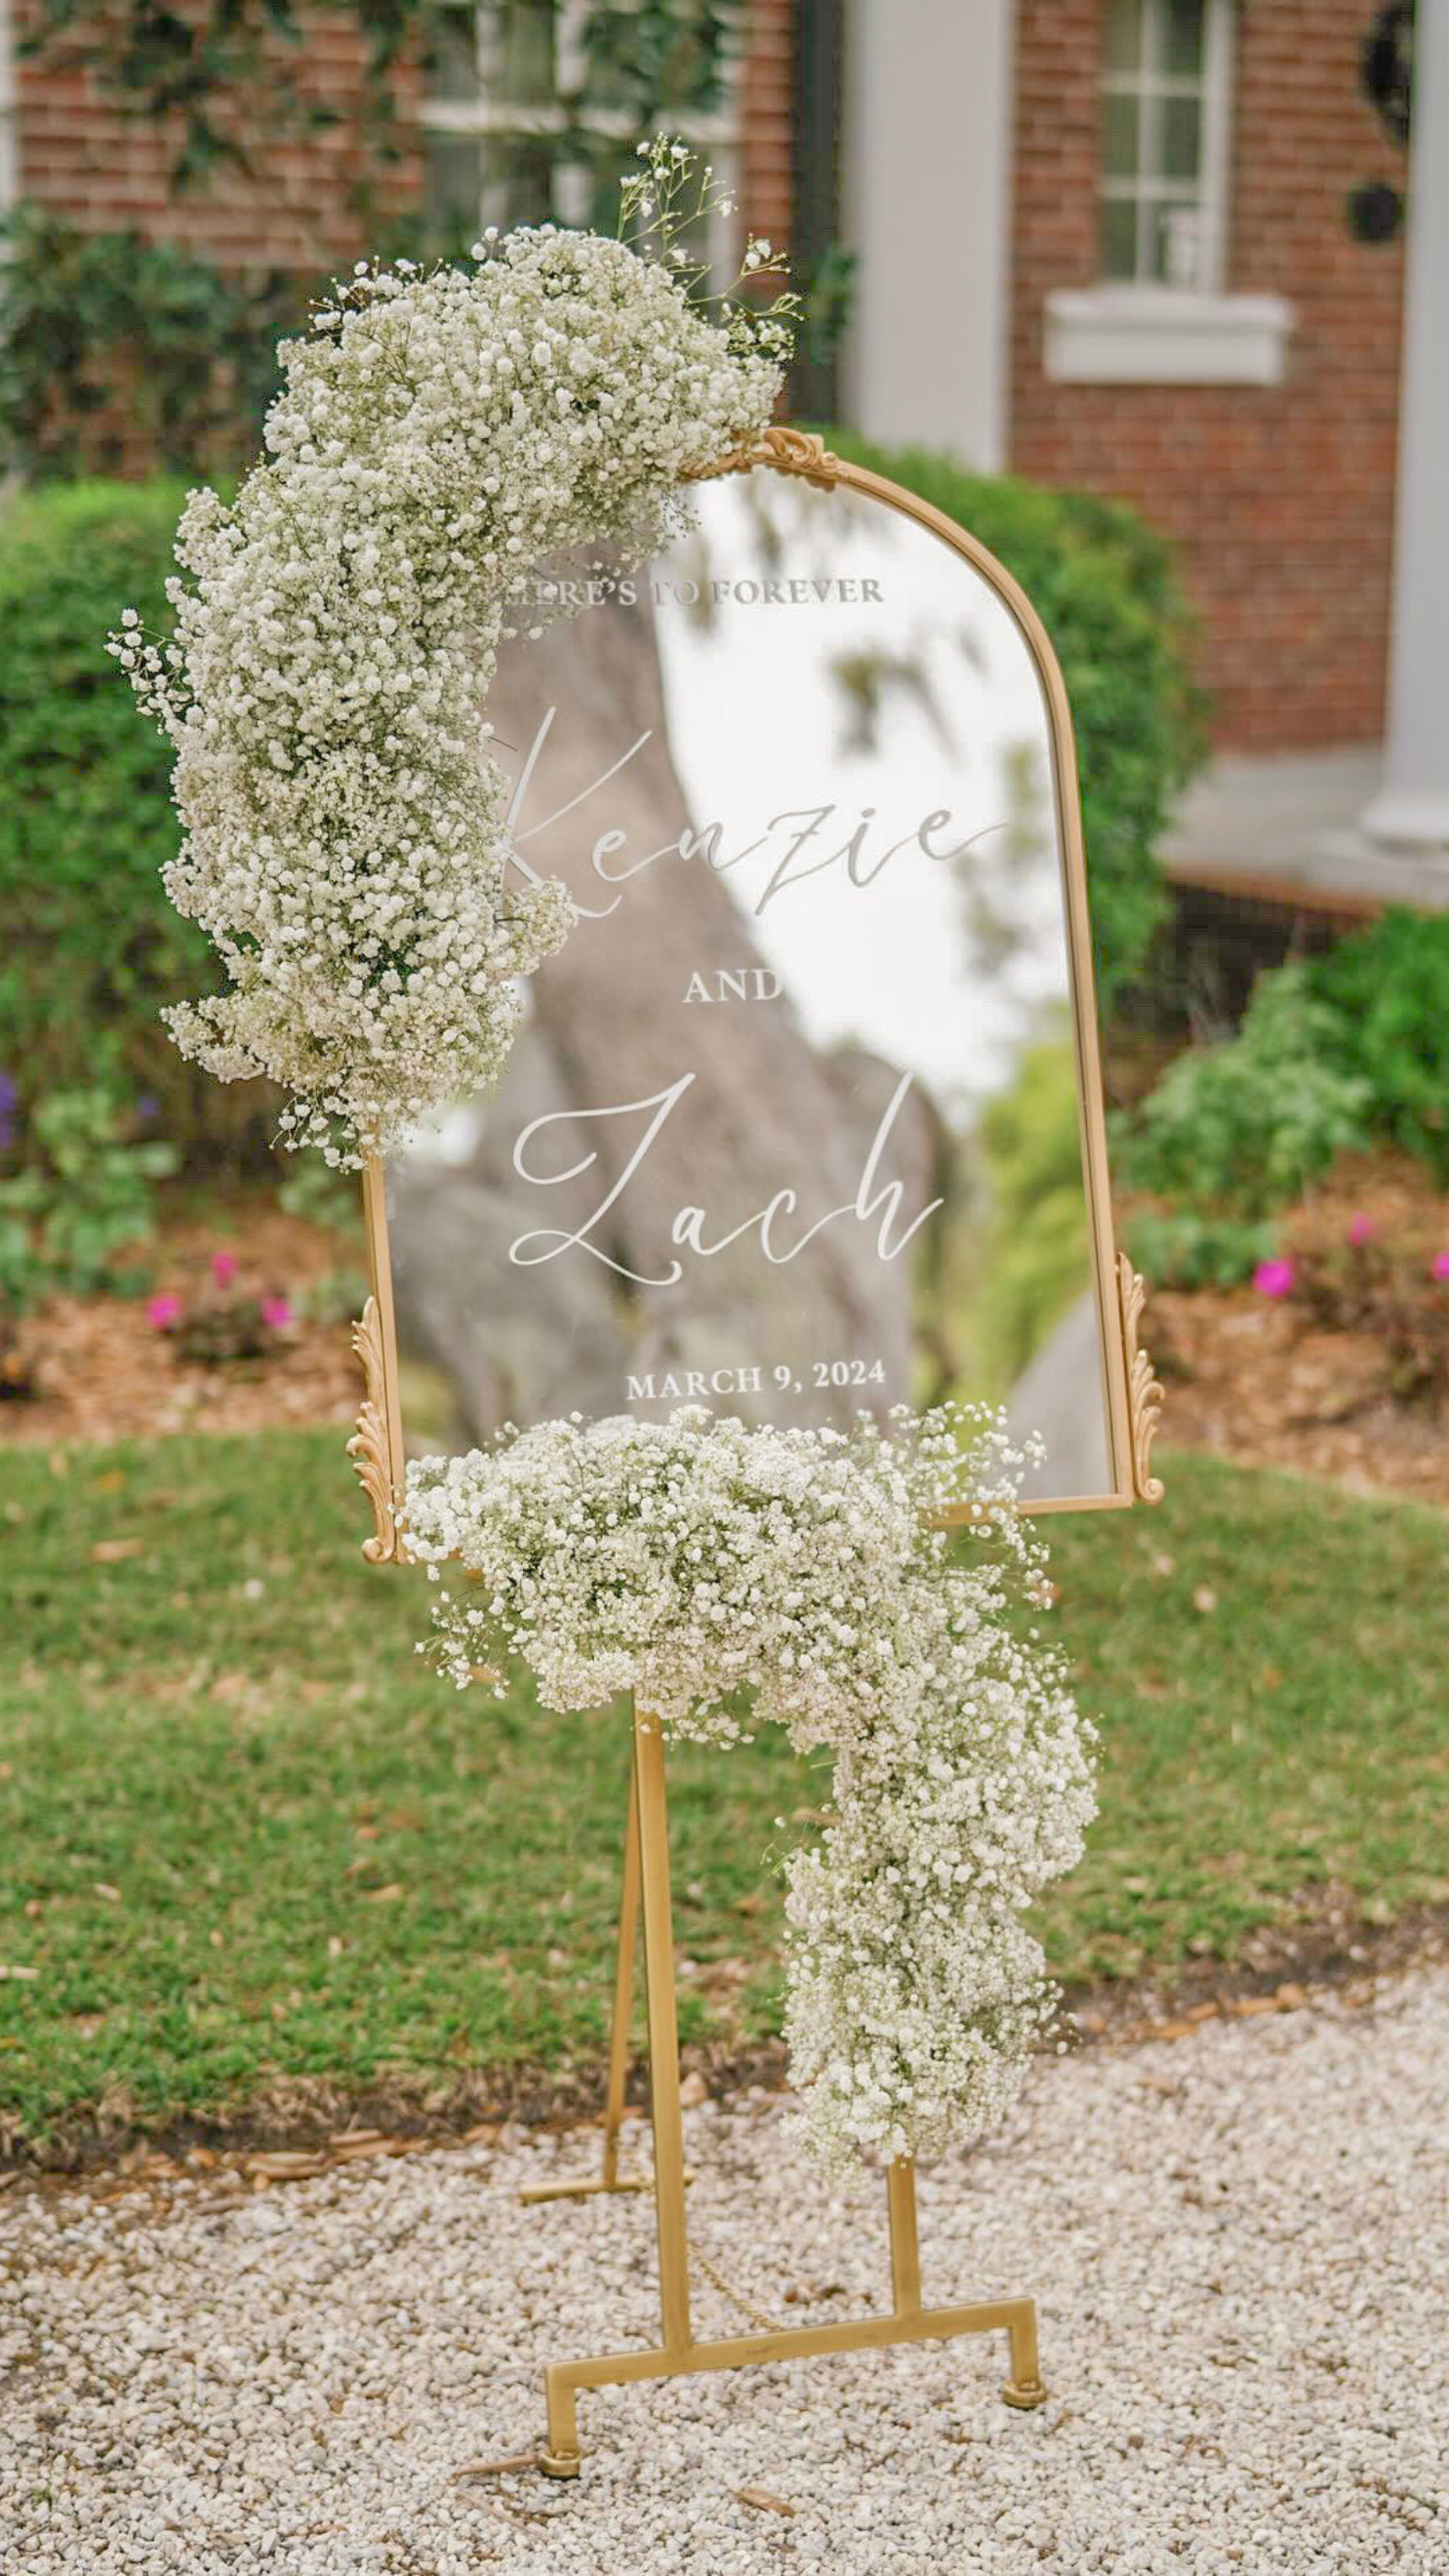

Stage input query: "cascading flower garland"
[
  {"left": 404, "top": 1403, "right": 1097, "bottom": 2172},
  {"left": 106, "top": 145, "right": 793, "bottom": 1168}
]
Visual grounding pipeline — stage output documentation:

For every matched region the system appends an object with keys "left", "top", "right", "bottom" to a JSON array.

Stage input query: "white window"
[
  {"left": 1098, "top": 0, "right": 1231, "bottom": 291},
  {"left": 419, "top": 0, "right": 739, "bottom": 250},
  {"left": 1044, "top": 0, "right": 1292, "bottom": 385}
]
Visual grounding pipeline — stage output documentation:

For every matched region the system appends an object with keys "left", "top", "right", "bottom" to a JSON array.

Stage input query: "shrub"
[
  {"left": 1305, "top": 907, "right": 1449, "bottom": 1185},
  {"left": 0, "top": 1075, "right": 178, "bottom": 1312},
  {"left": 0, "top": 480, "right": 273, "bottom": 1167},
  {"left": 1287, "top": 1228, "right": 1449, "bottom": 1410},
  {"left": 1125, "top": 1208, "right": 1279, "bottom": 1294},
  {"left": 823, "top": 430, "right": 1206, "bottom": 1008},
  {"left": 276, "top": 1157, "right": 364, "bottom": 1239},
  {"left": 1120, "top": 961, "right": 1373, "bottom": 1223},
  {"left": 1123, "top": 910, "right": 1449, "bottom": 1288},
  {"left": 171, "top": 1292, "right": 295, "bottom": 1365}
]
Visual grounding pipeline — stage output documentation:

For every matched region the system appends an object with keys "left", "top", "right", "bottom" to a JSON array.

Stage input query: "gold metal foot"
[
  {"left": 544, "top": 2360, "right": 582, "bottom": 2472},
  {"left": 518, "top": 2170, "right": 652, "bottom": 2205},
  {"left": 519, "top": 2162, "right": 694, "bottom": 2207},
  {"left": 1002, "top": 2376, "right": 1049, "bottom": 2411}
]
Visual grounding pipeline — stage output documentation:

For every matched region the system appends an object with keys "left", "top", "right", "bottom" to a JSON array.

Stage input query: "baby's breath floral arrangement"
[
  {"left": 404, "top": 1403, "right": 1096, "bottom": 2172},
  {"left": 107, "top": 142, "right": 795, "bottom": 1168}
]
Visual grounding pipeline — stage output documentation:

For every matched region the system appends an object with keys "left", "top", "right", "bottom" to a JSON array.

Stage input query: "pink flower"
[
  {"left": 1433, "top": 1251, "right": 1449, "bottom": 1283},
  {"left": 146, "top": 1292, "right": 182, "bottom": 1330},
  {"left": 1252, "top": 1257, "right": 1295, "bottom": 1299},
  {"left": 1348, "top": 1212, "right": 1375, "bottom": 1247},
  {"left": 211, "top": 1249, "right": 239, "bottom": 1289},
  {"left": 260, "top": 1294, "right": 294, "bottom": 1331}
]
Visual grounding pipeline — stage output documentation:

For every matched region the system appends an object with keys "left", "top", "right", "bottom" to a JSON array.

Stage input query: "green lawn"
[{"left": 1, "top": 1428, "right": 1446, "bottom": 2147}]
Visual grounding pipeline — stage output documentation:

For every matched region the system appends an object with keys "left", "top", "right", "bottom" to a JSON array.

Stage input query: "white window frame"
[
  {"left": 1045, "top": 0, "right": 1294, "bottom": 386},
  {"left": 419, "top": 0, "right": 741, "bottom": 268},
  {"left": 1098, "top": 0, "right": 1232, "bottom": 292}
]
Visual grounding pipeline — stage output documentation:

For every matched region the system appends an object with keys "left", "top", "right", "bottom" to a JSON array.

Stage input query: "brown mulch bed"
[
  {"left": 5, "top": 1152, "right": 1446, "bottom": 1509},
  {"left": 0, "top": 1201, "right": 363, "bottom": 1450},
  {"left": 1141, "top": 1149, "right": 1449, "bottom": 1510}
]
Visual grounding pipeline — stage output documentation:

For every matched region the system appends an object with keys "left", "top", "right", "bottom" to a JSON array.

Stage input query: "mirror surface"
[{"left": 386, "top": 469, "right": 1119, "bottom": 1504}]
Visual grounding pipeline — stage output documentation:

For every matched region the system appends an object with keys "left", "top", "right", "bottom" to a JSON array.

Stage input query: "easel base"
[
  {"left": 517, "top": 2164, "right": 694, "bottom": 2206},
  {"left": 538, "top": 2294, "right": 1047, "bottom": 2475},
  {"left": 522, "top": 1710, "right": 1051, "bottom": 2480},
  {"left": 517, "top": 2171, "right": 653, "bottom": 2205}
]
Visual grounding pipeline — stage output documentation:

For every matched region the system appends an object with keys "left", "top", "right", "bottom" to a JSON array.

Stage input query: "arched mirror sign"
[{"left": 351, "top": 434, "right": 1163, "bottom": 1550}]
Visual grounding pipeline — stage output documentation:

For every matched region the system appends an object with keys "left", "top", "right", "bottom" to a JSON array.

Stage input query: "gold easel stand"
[{"left": 517, "top": 1699, "right": 1048, "bottom": 2476}]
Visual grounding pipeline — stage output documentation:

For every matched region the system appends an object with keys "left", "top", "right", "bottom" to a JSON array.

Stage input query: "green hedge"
[
  {"left": 0, "top": 479, "right": 187, "bottom": 1088},
  {"left": 823, "top": 430, "right": 1205, "bottom": 1009},
  {"left": 1307, "top": 908, "right": 1449, "bottom": 1185},
  {"left": 0, "top": 480, "right": 272, "bottom": 1164}
]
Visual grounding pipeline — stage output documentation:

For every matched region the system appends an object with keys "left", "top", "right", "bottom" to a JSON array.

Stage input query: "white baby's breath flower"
[
  {"left": 405, "top": 1401, "right": 1096, "bottom": 2173},
  {"left": 109, "top": 223, "right": 784, "bottom": 1167}
]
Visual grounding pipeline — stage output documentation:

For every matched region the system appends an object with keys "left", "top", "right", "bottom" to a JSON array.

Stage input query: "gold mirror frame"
[{"left": 347, "top": 428, "right": 1164, "bottom": 1564}]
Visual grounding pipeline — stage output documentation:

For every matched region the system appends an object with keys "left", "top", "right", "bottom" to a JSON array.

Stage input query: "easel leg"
[
  {"left": 600, "top": 1757, "right": 640, "bottom": 2190},
  {"left": 633, "top": 1705, "right": 693, "bottom": 2355},
  {"left": 886, "top": 2157, "right": 921, "bottom": 2316},
  {"left": 1002, "top": 2304, "right": 1047, "bottom": 2408},
  {"left": 518, "top": 1751, "right": 651, "bottom": 2207}
]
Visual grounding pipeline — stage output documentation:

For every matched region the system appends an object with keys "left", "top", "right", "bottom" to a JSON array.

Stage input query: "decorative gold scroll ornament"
[
  {"left": 1117, "top": 1255, "right": 1165, "bottom": 1504},
  {"left": 685, "top": 423, "right": 842, "bottom": 489},
  {"left": 347, "top": 1296, "right": 403, "bottom": 1563}
]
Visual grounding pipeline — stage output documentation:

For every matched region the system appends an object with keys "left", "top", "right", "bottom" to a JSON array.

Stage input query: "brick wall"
[
  {"left": 1011, "top": 0, "right": 1405, "bottom": 752},
  {"left": 740, "top": 0, "right": 793, "bottom": 249},
  {"left": 10, "top": 0, "right": 1402, "bottom": 755},
  {"left": 14, "top": 3, "right": 422, "bottom": 273},
  {"left": 11, "top": 0, "right": 787, "bottom": 455},
  {"left": 14, "top": 1, "right": 788, "bottom": 281}
]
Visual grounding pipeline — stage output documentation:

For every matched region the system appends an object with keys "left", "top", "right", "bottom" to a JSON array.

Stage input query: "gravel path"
[{"left": 3, "top": 1968, "right": 1446, "bottom": 2575}]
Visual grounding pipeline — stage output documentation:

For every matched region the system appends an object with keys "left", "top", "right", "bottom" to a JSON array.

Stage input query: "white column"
[
  {"left": 840, "top": 0, "right": 1015, "bottom": 469},
  {"left": 1361, "top": 0, "right": 1449, "bottom": 852}
]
